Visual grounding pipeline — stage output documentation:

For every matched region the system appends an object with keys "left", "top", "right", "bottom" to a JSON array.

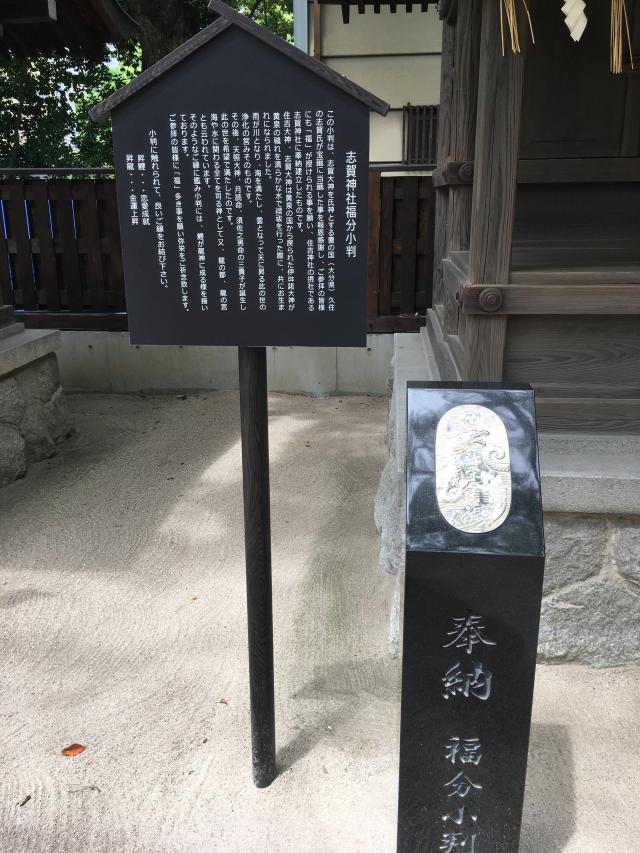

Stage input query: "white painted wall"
[
  {"left": 308, "top": 4, "right": 442, "bottom": 163},
  {"left": 58, "top": 331, "right": 394, "bottom": 396}
]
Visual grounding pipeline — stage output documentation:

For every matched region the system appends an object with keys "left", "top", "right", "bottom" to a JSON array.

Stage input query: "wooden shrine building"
[
  {"left": 0, "top": 0, "right": 136, "bottom": 58},
  {"left": 428, "top": 0, "right": 640, "bottom": 433}
]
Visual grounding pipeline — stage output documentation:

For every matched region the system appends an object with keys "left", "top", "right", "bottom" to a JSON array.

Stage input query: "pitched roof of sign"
[{"left": 89, "top": 0, "right": 390, "bottom": 124}]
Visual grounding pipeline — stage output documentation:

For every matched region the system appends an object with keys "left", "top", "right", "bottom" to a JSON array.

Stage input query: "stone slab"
[
  {"left": 0, "top": 329, "right": 61, "bottom": 380},
  {"left": 538, "top": 433, "right": 640, "bottom": 515},
  {"left": 0, "top": 322, "right": 25, "bottom": 342}
]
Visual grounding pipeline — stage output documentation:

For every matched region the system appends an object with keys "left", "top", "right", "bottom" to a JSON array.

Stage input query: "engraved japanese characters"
[{"left": 435, "top": 405, "right": 512, "bottom": 534}]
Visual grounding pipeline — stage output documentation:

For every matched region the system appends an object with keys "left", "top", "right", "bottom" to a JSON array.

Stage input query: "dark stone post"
[{"left": 397, "top": 382, "right": 545, "bottom": 853}]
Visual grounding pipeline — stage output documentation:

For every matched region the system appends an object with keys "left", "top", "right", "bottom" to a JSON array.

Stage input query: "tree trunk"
[{"left": 125, "top": 0, "right": 211, "bottom": 68}]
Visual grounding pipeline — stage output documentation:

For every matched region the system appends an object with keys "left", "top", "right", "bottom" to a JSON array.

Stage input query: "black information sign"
[
  {"left": 108, "top": 23, "right": 370, "bottom": 347},
  {"left": 92, "top": 0, "right": 388, "bottom": 790},
  {"left": 398, "top": 382, "right": 545, "bottom": 853}
]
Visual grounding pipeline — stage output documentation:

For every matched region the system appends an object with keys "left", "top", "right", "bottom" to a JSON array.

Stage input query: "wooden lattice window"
[{"left": 402, "top": 105, "right": 438, "bottom": 167}]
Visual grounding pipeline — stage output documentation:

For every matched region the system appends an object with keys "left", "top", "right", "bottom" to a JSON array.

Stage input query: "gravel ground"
[{"left": 0, "top": 391, "right": 638, "bottom": 853}]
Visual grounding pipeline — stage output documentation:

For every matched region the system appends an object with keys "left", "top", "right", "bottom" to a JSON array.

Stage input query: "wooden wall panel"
[
  {"left": 520, "top": 0, "right": 635, "bottom": 159},
  {"left": 503, "top": 316, "right": 640, "bottom": 385}
]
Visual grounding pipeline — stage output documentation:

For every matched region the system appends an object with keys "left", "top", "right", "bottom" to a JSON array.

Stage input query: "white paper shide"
[
  {"left": 562, "top": 0, "right": 588, "bottom": 42},
  {"left": 435, "top": 405, "right": 512, "bottom": 534}
]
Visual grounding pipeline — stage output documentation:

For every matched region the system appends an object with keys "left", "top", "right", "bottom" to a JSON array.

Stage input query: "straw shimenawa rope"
[
  {"left": 499, "top": 0, "right": 535, "bottom": 56},
  {"left": 611, "top": 0, "right": 635, "bottom": 73},
  {"left": 499, "top": 1, "right": 634, "bottom": 75}
]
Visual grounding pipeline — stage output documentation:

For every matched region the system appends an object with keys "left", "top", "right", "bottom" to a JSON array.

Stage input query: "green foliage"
[
  {"left": 73, "top": 40, "right": 142, "bottom": 167},
  {"left": 0, "top": 0, "right": 293, "bottom": 169},
  {"left": 237, "top": 0, "right": 293, "bottom": 43}
]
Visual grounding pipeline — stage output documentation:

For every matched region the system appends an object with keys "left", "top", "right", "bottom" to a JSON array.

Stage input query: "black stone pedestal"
[{"left": 397, "top": 383, "right": 545, "bottom": 853}]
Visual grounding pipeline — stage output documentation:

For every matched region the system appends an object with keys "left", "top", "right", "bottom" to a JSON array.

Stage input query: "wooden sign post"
[
  {"left": 399, "top": 382, "right": 545, "bottom": 852},
  {"left": 91, "top": 0, "right": 388, "bottom": 788}
]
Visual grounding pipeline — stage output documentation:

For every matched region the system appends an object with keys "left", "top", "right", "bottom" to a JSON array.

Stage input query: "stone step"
[
  {"left": 0, "top": 305, "right": 16, "bottom": 328},
  {"left": 0, "top": 328, "right": 61, "bottom": 380},
  {"left": 0, "top": 322, "right": 25, "bottom": 343}
]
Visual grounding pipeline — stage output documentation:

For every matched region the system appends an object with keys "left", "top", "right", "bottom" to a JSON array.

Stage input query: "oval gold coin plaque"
[{"left": 435, "top": 404, "right": 511, "bottom": 533}]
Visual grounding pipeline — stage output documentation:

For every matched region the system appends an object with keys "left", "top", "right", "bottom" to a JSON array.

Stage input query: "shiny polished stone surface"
[{"left": 399, "top": 383, "right": 545, "bottom": 853}]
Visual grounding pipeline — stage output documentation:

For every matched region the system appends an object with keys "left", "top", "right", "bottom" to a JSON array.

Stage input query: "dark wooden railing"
[
  {"left": 368, "top": 169, "right": 434, "bottom": 333},
  {"left": 2, "top": 168, "right": 433, "bottom": 334},
  {"left": 0, "top": 171, "right": 127, "bottom": 330}
]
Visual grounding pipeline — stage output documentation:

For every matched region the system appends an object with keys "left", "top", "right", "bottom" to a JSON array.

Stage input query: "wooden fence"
[
  {"left": 0, "top": 175, "right": 127, "bottom": 330},
  {"left": 1, "top": 170, "right": 433, "bottom": 334},
  {"left": 368, "top": 171, "right": 434, "bottom": 333}
]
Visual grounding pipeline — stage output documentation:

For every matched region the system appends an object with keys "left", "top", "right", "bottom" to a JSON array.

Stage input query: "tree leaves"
[
  {"left": 0, "top": 1, "right": 293, "bottom": 169},
  {"left": 0, "top": 43, "right": 141, "bottom": 168}
]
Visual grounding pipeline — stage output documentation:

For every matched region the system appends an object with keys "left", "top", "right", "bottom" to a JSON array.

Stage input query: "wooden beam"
[
  {"left": 435, "top": 157, "right": 640, "bottom": 186},
  {"left": 20, "top": 312, "right": 128, "bottom": 332},
  {"left": 0, "top": 0, "right": 56, "bottom": 24},
  {"left": 465, "top": 0, "right": 528, "bottom": 381},
  {"left": 462, "top": 283, "right": 640, "bottom": 315},
  {"left": 432, "top": 160, "right": 473, "bottom": 187},
  {"left": 368, "top": 315, "right": 426, "bottom": 334},
  {"left": 519, "top": 157, "right": 640, "bottom": 183},
  {"left": 535, "top": 397, "right": 640, "bottom": 434}
]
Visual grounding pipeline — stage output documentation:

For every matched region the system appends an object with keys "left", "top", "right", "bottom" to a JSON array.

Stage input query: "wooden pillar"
[
  {"left": 447, "top": 0, "right": 481, "bottom": 254},
  {"left": 431, "top": 12, "right": 454, "bottom": 308},
  {"left": 443, "top": 0, "right": 481, "bottom": 334},
  {"left": 465, "top": 0, "right": 528, "bottom": 381},
  {"left": 312, "top": 0, "right": 322, "bottom": 60}
]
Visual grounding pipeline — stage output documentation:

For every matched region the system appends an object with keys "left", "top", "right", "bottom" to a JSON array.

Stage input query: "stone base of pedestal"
[{"left": 0, "top": 315, "right": 72, "bottom": 488}]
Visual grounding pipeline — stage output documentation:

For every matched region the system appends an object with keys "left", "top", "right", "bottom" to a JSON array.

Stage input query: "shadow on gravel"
[
  {"left": 277, "top": 657, "right": 400, "bottom": 772},
  {"left": 521, "top": 722, "right": 575, "bottom": 853}
]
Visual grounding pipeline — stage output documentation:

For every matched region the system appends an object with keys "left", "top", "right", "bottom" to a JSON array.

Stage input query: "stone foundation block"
[
  {"left": 14, "top": 352, "right": 59, "bottom": 403},
  {"left": 542, "top": 514, "right": 606, "bottom": 595},
  {"left": 20, "top": 402, "right": 56, "bottom": 461},
  {"left": 614, "top": 520, "right": 640, "bottom": 585},
  {"left": 0, "top": 378, "right": 26, "bottom": 426},
  {"left": 538, "top": 575, "right": 640, "bottom": 666},
  {"left": 0, "top": 341, "right": 72, "bottom": 486},
  {"left": 0, "top": 424, "right": 27, "bottom": 486}
]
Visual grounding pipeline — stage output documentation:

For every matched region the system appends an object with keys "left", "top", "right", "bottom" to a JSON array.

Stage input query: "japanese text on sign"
[{"left": 123, "top": 109, "right": 356, "bottom": 315}]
